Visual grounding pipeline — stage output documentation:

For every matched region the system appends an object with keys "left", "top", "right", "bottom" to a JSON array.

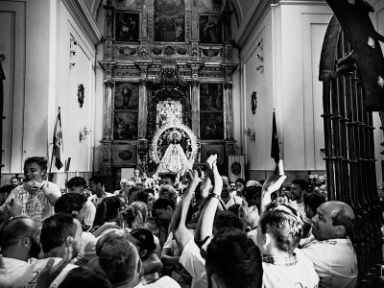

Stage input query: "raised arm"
[
  {"left": 261, "top": 159, "right": 287, "bottom": 213},
  {"left": 194, "top": 155, "right": 223, "bottom": 245},
  {"left": 171, "top": 170, "right": 201, "bottom": 250}
]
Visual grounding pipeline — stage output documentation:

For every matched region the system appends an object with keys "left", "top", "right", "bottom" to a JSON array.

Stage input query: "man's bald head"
[
  {"left": 0, "top": 217, "right": 40, "bottom": 248},
  {"left": 0, "top": 217, "right": 41, "bottom": 260},
  {"left": 313, "top": 201, "right": 355, "bottom": 240}
]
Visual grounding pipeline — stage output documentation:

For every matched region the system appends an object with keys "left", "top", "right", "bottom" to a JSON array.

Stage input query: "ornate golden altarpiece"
[{"left": 99, "top": 0, "right": 238, "bottom": 187}]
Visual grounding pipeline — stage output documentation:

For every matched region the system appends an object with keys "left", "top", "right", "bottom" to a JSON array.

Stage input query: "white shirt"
[
  {"left": 301, "top": 237, "right": 358, "bottom": 288},
  {"left": 219, "top": 195, "right": 242, "bottom": 210},
  {"left": 133, "top": 276, "right": 181, "bottom": 288},
  {"left": 77, "top": 231, "right": 96, "bottom": 262},
  {"left": 5, "top": 182, "right": 60, "bottom": 221},
  {"left": 12, "top": 257, "right": 77, "bottom": 288},
  {"left": 0, "top": 257, "right": 30, "bottom": 285},
  {"left": 90, "top": 192, "right": 113, "bottom": 207},
  {"left": 262, "top": 249, "right": 319, "bottom": 288},
  {"left": 83, "top": 198, "right": 96, "bottom": 228},
  {"left": 288, "top": 200, "right": 306, "bottom": 217},
  {"left": 178, "top": 239, "right": 208, "bottom": 288}
]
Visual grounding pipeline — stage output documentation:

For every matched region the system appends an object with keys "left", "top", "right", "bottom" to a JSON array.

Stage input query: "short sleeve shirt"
[
  {"left": 7, "top": 182, "right": 60, "bottom": 221},
  {"left": 13, "top": 257, "right": 77, "bottom": 288},
  {"left": 301, "top": 238, "right": 358, "bottom": 288},
  {"left": 262, "top": 249, "right": 319, "bottom": 288},
  {"left": 178, "top": 239, "right": 208, "bottom": 288}
]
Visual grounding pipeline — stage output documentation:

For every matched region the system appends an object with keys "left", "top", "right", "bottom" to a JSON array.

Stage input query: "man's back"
[
  {"left": 262, "top": 249, "right": 319, "bottom": 288},
  {"left": 13, "top": 257, "right": 77, "bottom": 288},
  {"left": 301, "top": 237, "right": 358, "bottom": 288}
]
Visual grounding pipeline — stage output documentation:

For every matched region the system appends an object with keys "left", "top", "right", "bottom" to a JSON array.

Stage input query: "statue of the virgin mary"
[{"left": 156, "top": 130, "right": 192, "bottom": 174}]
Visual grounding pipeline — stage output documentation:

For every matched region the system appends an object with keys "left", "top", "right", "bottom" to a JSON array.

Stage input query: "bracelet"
[{"left": 209, "top": 193, "right": 221, "bottom": 200}]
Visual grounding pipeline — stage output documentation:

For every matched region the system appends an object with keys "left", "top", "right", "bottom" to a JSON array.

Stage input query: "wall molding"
[
  {"left": 235, "top": 0, "right": 273, "bottom": 49},
  {"left": 62, "top": 0, "right": 102, "bottom": 46}
]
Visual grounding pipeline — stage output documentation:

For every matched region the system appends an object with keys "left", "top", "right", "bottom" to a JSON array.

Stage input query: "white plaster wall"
[
  {"left": 94, "top": 5, "right": 106, "bottom": 172},
  {"left": 370, "top": 0, "right": 384, "bottom": 185},
  {"left": 278, "top": 3, "right": 331, "bottom": 171},
  {"left": 1, "top": 0, "right": 99, "bottom": 186},
  {"left": 50, "top": 0, "right": 98, "bottom": 185},
  {"left": 0, "top": 1, "right": 26, "bottom": 174},
  {"left": 240, "top": 2, "right": 332, "bottom": 173},
  {"left": 241, "top": 10, "right": 273, "bottom": 171}
]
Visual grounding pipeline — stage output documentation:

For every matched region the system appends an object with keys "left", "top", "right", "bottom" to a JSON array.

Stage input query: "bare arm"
[
  {"left": 261, "top": 159, "right": 286, "bottom": 213},
  {"left": 171, "top": 170, "right": 200, "bottom": 250},
  {"left": 194, "top": 155, "right": 223, "bottom": 245}
]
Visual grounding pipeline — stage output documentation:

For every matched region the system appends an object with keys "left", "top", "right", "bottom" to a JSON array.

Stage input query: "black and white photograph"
[{"left": 0, "top": 0, "right": 382, "bottom": 287}]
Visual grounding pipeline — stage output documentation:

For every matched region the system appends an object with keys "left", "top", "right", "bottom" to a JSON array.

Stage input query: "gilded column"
[
  {"left": 103, "top": 81, "right": 114, "bottom": 141},
  {"left": 189, "top": 61, "right": 203, "bottom": 137},
  {"left": 191, "top": 81, "right": 200, "bottom": 137},
  {"left": 138, "top": 79, "right": 148, "bottom": 138},
  {"left": 223, "top": 82, "right": 233, "bottom": 140}
]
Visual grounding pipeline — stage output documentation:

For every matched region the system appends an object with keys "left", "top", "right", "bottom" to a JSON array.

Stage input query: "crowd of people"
[{"left": 0, "top": 155, "right": 359, "bottom": 288}]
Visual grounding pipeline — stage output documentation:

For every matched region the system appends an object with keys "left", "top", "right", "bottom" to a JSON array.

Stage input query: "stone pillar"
[
  {"left": 223, "top": 82, "right": 233, "bottom": 140},
  {"left": 138, "top": 79, "right": 148, "bottom": 138},
  {"left": 103, "top": 81, "right": 114, "bottom": 141},
  {"left": 191, "top": 81, "right": 200, "bottom": 137}
]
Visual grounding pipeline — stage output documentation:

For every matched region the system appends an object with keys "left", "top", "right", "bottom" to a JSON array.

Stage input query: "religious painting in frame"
[
  {"left": 156, "top": 100, "right": 183, "bottom": 129},
  {"left": 154, "top": 0, "right": 185, "bottom": 42},
  {"left": 200, "top": 112, "right": 224, "bottom": 140},
  {"left": 199, "top": 15, "right": 222, "bottom": 44},
  {"left": 200, "top": 83, "right": 223, "bottom": 111},
  {"left": 115, "top": 12, "right": 140, "bottom": 42},
  {"left": 113, "top": 112, "right": 138, "bottom": 140},
  {"left": 114, "top": 83, "right": 139, "bottom": 109}
]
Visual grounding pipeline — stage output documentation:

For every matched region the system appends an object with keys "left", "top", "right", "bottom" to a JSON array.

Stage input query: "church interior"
[{"left": 1, "top": 0, "right": 384, "bottom": 286}]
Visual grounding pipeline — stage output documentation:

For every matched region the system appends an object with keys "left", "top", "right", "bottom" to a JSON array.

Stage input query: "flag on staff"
[
  {"left": 271, "top": 110, "right": 280, "bottom": 163},
  {"left": 52, "top": 108, "right": 63, "bottom": 170}
]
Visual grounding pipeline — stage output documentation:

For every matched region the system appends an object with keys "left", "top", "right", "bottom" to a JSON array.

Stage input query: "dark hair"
[
  {"left": 206, "top": 230, "right": 263, "bottom": 288},
  {"left": 40, "top": 213, "right": 78, "bottom": 253},
  {"left": 160, "top": 173, "right": 176, "bottom": 183},
  {"left": 0, "top": 217, "right": 37, "bottom": 249},
  {"left": 213, "top": 210, "right": 245, "bottom": 234},
  {"left": 235, "top": 178, "right": 245, "bottom": 186},
  {"left": 54, "top": 193, "right": 87, "bottom": 215},
  {"left": 93, "top": 197, "right": 121, "bottom": 228},
  {"left": 89, "top": 176, "right": 105, "bottom": 186},
  {"left": 134, "top": 190, "right": 148, "bottom": 203},
  {"left": 24, "top": 157, "right": 48, "bottom": 173},
  {"left": 292, "top": 179, "right": 309, "bottom": 191},
  {"left": 121, "top": 205, "right": 144, "bottom": 229},
  {"left": 228, "top": 204, "right": 240, "bottom": 216},
  {"left": 304, "top": 192, "right": 326, "bottom": 215},
  {"left": 153, "top": 197, "right": 175, "bottom": 211},
  {"left": 58, "top": 267, "right": 112, "bottom": 288},
  {"left": 259, "top": 203, "right": 303, "bottom": 254},
  {"left": 98, "top": 236, "right": 138, "bottom": 284},
  {"left": 95, "top": 230, "right": 124, "bottom": 256},
  {"left": 243, "top": 186, "right": 262, "bottom": 208},
  {"left": 158, "top": 185, "right": 177, "bottom": 205},
  {"left": 131, "top": 229, "right": 156, "bottom": 259},
  {"left": 66, "top": 177, "right": 87, "bottom": 189}
]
